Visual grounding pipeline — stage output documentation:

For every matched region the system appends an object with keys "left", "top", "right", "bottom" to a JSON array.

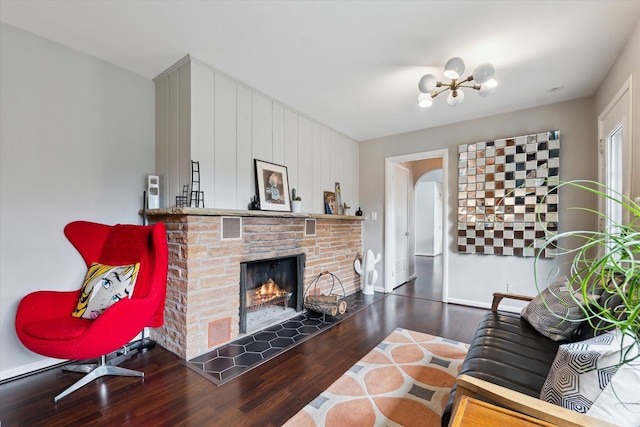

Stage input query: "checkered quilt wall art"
[{"left": 457, "top": 131, "right": 559, "bottom": 258}]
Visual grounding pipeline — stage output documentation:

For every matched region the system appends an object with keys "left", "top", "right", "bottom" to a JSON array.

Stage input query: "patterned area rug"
[{"left": 283, "top": 328, "right": 468, "bottom": 427}]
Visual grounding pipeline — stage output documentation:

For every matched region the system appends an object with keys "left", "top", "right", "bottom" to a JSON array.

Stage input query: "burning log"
[{"left": 247, "top": 279, "right": 291, "bottom": 311}]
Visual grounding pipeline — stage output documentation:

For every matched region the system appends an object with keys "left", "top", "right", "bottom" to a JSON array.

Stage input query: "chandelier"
[{"left": 418, "top": 57, "right": 498, "bottom": 107}]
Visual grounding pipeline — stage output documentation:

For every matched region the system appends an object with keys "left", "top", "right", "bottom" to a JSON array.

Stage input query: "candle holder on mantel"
[{"left": 249, "top": 196, "right": 261, "bottom": 210}]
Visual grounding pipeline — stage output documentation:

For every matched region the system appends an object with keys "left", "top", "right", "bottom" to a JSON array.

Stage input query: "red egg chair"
[{"left": 15, "top": 221, "right": 168, "bottom": 402}]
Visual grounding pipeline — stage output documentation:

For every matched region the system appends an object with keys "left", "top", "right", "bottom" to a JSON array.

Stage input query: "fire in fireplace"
[
  {"left": 239, "top": 254, "right": 305, "bottom": 334},
  {"left": 246, "top": 279, "right": 292, "bottom": 312}
]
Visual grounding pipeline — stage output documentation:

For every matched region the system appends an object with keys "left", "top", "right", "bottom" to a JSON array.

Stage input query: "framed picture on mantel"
[
  {"left": 324, "top": 191, "right": 337, "bottom": 214},
  {"left": 255, "top": 159, "right": 291, "bottom": 212}
]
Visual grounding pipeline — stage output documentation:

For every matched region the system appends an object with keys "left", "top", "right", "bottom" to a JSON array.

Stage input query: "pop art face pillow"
[{"left": 72, "top": 262, "right": 139, "bottom": 320}]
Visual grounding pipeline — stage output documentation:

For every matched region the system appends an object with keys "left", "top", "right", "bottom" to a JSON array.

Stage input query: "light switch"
[{"left": 371, "top": 212, "right": 377, "bottom": 221}]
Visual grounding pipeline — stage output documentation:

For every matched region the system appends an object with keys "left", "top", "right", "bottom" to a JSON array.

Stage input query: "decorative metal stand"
[{"left": 176, "top": 160, "right": 205, "bottom": 207}]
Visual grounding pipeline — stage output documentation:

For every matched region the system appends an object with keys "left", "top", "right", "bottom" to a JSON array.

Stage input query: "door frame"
[
  {"left": 597, "top": 75, "right": 633, "bottom": 226},
  {"left": 384, "top": 149, "right": 449, "bottom": 297}
]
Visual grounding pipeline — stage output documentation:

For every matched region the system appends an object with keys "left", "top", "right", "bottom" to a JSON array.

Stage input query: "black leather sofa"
[{"left": 440, "top": 293, "right": 600, "bottom": 427}]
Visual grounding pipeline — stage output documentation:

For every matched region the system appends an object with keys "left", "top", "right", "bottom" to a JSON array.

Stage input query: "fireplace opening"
[{"left": 239, "top": 253, "right": 305, "bottom": 334}]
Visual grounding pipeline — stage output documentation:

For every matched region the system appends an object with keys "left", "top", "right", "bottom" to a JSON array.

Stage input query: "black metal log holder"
[{"left": 303, "top": 271, "right": 347, "bottom": 318}]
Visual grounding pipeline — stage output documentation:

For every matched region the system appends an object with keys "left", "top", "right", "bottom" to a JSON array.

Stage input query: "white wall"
[
  {"left": 415, "top": 180, "right": 443, "bottom": 256},
  {"left": 415, "top": 181, "right": 435, "bottom": 255},
  {"left": 155, "top": 57, "right": 360, "bottom": 213},
  {"left": 0, "top": 23, "right": 155, "bottom": 379},
  {"left": 595, "top": 18, "right": 640, "bottom": 200},
  {"left": 360, "top": 98, "right": 598, "bottom": 309}
]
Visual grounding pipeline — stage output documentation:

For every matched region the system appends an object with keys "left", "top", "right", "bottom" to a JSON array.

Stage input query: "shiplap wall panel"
[
  {"left": 251, "top": 92, "right": 272, "bottom": 163},
  {"left": 154, "top": 56, "right": 358, "bottom": 212},
  {"left": 214, "top": 73, "right": 238, "bottom": 209},
  {"left": 168, "top": 70, "right": 182, "bottom": 205},
  {"left": 312, "top": 121, "right": 323, "bottom": 213},
  {"left": 344, "top": 134, "right": 357, "bottom": 210},
  {"left": 284, "top": 108, "right": 298, "bottom": 194},
  {"left": 272, "top": 103, "right": 285, "bottom": 167},
  {"left": 190, "top": 62, "right": 215, "bottom": 205},
  {"left": 331, "top": 131, "right": 342, "bottom": 209},
  {"left": 155, "top": 77, "right": 170, "bottom": 207},
  {"left": 178, "top": 63, "right": 192, "bottom": 200},
  {"left": 297, "top": 116, "right": 314, "bottom": 211},
  {"left": 237, "top": 85, "right": 253, "bottom": 208},
  {"left": 322, "top": 127, "right": 333, "bottom": 194}
]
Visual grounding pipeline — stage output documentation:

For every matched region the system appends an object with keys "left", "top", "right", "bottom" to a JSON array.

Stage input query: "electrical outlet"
[
  {"left": 507, "top": 283, "right": 516, "bottom": 293},
  {"left": 371, "top": 212, "right": 377, "bottom": 221}
]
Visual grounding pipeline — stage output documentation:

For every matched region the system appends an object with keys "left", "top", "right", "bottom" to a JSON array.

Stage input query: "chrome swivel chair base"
[{"left": 54, "top": 338, "right": 155, "bottom": 403}]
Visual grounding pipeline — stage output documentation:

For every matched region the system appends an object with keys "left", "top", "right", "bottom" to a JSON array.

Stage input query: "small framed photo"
[
  {"left": 255, "top": 159, "right": 291, "bottom": 212},
  {"left": 324, "top": 191, "right": 337, "bottom": 214}
]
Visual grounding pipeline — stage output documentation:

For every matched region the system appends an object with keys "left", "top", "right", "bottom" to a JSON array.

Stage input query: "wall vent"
[
  {"left": 395, "top": 258, "right": 407, "bottom": 276},
  {"left": 208, "top": 318, "right": 231, "bottom": 348},
  {"left": 221, "top": 217, "right": 242, "bottom": 240},
  {"left": 305, "top": 218, "right": 316, "bottom": 236}
]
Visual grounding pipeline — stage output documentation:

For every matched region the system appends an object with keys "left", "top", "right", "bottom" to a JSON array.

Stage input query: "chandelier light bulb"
[
  {"left": 478, "top": 82, "right": 497, "bottom": 97},
  {"left": 418, "top": 93, "right": 433, "bottom": 108},
  {"left": 418, "top": 74, "right": 438, "bottom": 93},
  {"left": 447, "top": 89, "right": 464, "bottom": 106},
  {"left": 485, "top": 78, "right": 498, "bottom": 88},
  {"left": 444, "top": 57, "right": 465, "bottom": 80},
  {"left": 446, "top": 91, "right": 457, "bottom": 106},
  {"left": 472, "top": 62, "right": 495, "bottom": 84}
]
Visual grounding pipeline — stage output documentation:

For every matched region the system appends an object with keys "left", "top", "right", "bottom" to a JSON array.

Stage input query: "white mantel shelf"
[{"left": 144, "top": 207, "right": 366, "bottom": 221}]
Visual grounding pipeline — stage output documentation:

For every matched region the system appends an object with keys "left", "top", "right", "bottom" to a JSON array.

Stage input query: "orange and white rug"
[{"left": 283, "top": 328, "right": 468, "bottom": 427}]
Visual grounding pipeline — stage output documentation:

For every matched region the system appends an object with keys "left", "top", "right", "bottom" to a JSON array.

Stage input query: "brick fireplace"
[{"left": 145, "top": 208, "right": 363, "bottom": 360}]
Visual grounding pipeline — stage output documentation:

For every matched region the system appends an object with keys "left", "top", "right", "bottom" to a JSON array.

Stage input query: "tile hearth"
[{"left": 187, "top": 291, "right": 385, "bottom": 385}]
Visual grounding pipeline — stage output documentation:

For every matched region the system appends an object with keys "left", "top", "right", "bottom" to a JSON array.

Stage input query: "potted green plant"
[
  {"left": 534, "top": 180, "right": 639, "bottom": 363},
  {"left": 291, "top": 188, "right": 302, "bottom": 213}
]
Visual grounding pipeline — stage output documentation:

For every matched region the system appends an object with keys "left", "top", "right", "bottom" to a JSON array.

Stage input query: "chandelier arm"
[
  {"left": 431, "top": 86, "right": 452, "bottom": 98},
  {"left": 459, "top": 84, "right": 482, "bottom": 90}
]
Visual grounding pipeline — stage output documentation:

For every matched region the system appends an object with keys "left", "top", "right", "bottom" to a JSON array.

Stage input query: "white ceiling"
[{"left": 1, "top": 1, "right": 639, "bottom": 141}]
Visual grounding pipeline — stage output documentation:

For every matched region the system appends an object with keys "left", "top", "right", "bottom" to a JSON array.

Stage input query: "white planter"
[{"left": 291, "top": 200, "right": 302, "bottom": 213}]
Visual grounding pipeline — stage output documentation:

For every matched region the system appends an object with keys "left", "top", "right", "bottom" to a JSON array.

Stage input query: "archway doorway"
[{"left": 412, "top": 169, "right": 444, "bottom": 301}]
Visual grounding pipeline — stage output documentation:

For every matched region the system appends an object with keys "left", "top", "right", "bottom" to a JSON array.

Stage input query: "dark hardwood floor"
[
  {"left": 0, "top": 285, "right": 487, "bottom": 427},
  {"left": 394, "top": 255, "right": 443, "bottom": 302}
]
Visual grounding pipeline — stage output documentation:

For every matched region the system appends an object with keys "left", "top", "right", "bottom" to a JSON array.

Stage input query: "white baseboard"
[
  {"left": 1, "top": 357, "right": 65, "bottom": 382},
  {"left": 2, "top": 330, "right": 146, "bottom": 383}
]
